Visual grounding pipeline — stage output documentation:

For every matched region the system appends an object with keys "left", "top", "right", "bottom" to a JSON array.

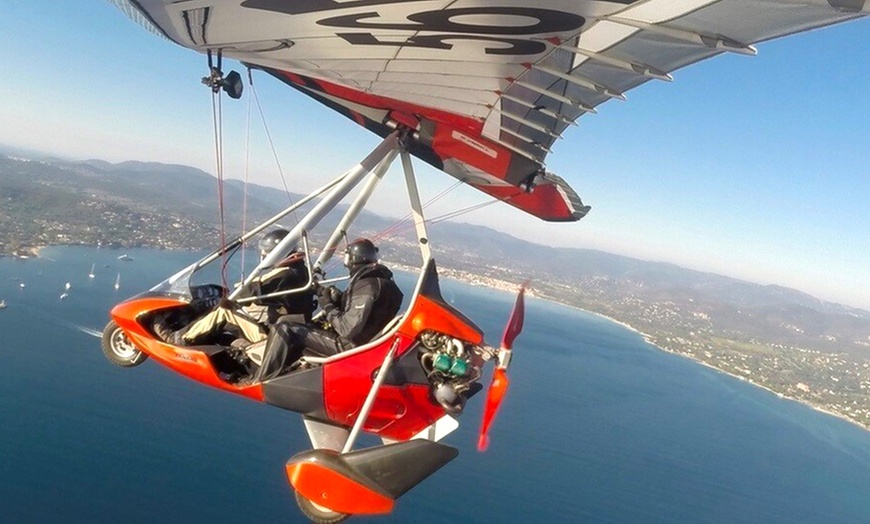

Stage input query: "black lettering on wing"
[
  {"left": 321, "top": 7, "right": 585, "bottom": 35},
  {"left": 240, "top": 0, "right": 417, "bottom": 16},
  {"left": 338, "top": 32, "right": 547, "bottom": 56}
]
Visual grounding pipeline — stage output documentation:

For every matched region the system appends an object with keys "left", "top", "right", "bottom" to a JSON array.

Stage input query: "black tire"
[
  {"left": 101, "top": 320, "right": 148, "bottom": 368},
  {"left": 295, "top": 490, "right": 349, "bottom": 524}
]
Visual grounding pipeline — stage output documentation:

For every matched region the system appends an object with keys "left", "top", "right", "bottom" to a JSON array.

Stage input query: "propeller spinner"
[{"left": 477, "top": 282, "right": 526, "bottom": 451}]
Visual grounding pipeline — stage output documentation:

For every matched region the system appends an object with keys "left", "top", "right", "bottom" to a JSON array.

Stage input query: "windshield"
[
  {"left": 147, "top": 262, "right": 199, "bottom": 299},
  {"left": 144, "top": 237, "right": 314, "bottom": 303}
]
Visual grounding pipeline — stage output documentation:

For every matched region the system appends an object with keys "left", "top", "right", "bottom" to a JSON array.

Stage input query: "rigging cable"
[
  {"left": 249, "top": 74, "right": 299, "bottom": 224},
  {"left": 422, "top": 198, "right": 503, "bottom": 226},
  {"left": 208, "top": 51, "right": 229, "bottom": 289},
  {"left": 371, "top": 182, "right": 517, "bottom": 241},
  {"left": 376, "top": 197, "right": 504, "bottom": 240},
  {"left": 321, "top": 179, "right": 465, "bottom": 273},
  {"left": 321, "top": 183, "right": 515, "bottom": 274},
  {"left": 239, "top": 68, "right": 254, "bottom": 281},
  {"left": 374, "top": 179, "right": 465, "bottom": 240}
]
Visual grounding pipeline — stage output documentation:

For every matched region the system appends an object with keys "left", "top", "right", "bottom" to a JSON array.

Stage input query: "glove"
[
  {"left": 218, "top": 296, "right": 237, "bottom": 309},
  {"left": 317, "top": 285, "right": 338, "bottom": 309},
  {"left": 321, "top": 304, "right": 336, "bottom": 320}
]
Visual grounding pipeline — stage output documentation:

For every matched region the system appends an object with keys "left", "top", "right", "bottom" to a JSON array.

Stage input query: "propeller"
[{"left": 477, "top": 282, "right": 526, "bottom": 451}]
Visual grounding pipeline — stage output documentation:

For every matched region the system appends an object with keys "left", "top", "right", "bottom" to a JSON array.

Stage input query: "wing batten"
[
  {"left": 531, "top": 63, "right": 627, "bottom": 100},
  {"left": 496, "top": 93, "right": 578, "bottom": 126},
  {"left": 608, "top": 16, "right": 758, "bottom": 55},
  {"left": 497, "top": 127, "right": 552, "bottom": 153},
  {"left": 484, "top": 135, "right": 543, "bottom": 164},
  {"left": 510, "top": 79, "right": 597, "bottom": 114},
  {"left": 560, "top": 41, "right": 673, "bottom": 81},
  {"left": 491, "top": 107, "right": 561, "bottom": 139}
]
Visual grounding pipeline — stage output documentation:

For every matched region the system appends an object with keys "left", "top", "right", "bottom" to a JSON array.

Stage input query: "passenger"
[
  {"left": 257, "top": 238, "right": 403, "bottom": 381},
  {"left": 173, "top": 229, "right": 315, "bottom": 346}
]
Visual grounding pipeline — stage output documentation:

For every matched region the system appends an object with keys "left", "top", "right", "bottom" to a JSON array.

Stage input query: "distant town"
[
  {"left": 4, "top": 152, "right": 870, "bottom": 432},
  {"left": 426, "top": 260, "right": 870, "bottom": 430},
  {"left": 400, "top": 261, "right": 870, "bottom": 430}
]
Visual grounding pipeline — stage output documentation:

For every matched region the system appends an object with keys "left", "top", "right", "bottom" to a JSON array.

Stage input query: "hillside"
[{"left": 3, "top": 152, "right": 870, "bottom": 430}]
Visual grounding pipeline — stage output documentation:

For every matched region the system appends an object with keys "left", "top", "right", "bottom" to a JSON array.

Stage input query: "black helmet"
[
  {"left": 344, "top": 238, "right": 378, "bottom": 268},
  {"left": 258, "top": 228, "right": 289, "bottom": 258}
]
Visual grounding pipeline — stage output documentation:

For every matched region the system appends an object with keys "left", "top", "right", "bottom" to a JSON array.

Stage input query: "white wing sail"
[{"left": 109, "top": 0, "right": 867, "bottom": 221}]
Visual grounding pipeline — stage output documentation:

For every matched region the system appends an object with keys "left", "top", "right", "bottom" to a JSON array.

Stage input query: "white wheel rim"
[
  {"left": 111, "top": 328, "right": 139, "bottom": 360},
  {"left": 309, "top": 497, "right": 339, "bottom": 515}
]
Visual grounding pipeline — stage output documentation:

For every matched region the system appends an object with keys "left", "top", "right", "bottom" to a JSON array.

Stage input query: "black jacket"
[
  {"left": 325, "top": 263, "right": 403, "bottom": 346},
  {"left": 254, "top": 261, "right": 316, "bottom": 322}
]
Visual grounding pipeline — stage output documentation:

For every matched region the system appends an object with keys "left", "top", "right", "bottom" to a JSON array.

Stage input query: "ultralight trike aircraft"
[
  {"left": 103, "top": 130, "right": 528, "bottom": 522},
  {"left": 103, "top": 0, "right": 868, "bottom": 521}
]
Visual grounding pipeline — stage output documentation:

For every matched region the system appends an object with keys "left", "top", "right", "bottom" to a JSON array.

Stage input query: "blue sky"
[{"left": 1, "top": 3, "right": 869, "bottom": 309}]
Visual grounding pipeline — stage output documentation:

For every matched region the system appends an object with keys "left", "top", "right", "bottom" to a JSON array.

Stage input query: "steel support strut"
[
  {"left": 400, "top": 150, "right": 431, "bottom": 263},
  {"left": 315, "top": 149, "right": 399, "bottom": 271},
  {"left": 342, "top": 338, "right": 400, "bottom": 453},
  {"left": 230, "top": 131, "right": 400, "bottom": 300},
  {"left": 159, "top": 174, "right": 349, "bottom": 291}
]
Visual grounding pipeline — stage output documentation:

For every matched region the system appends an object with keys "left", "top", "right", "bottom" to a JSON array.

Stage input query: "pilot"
[
  {"left": 172, "top": 228, "right": 315, "bottom": 346},
  {"left": 257, "top": 238, "right": 403, "bottom": 381}
]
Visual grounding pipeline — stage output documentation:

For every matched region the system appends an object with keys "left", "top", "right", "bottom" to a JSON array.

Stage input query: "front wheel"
[
  {"left": 101, "top": 320, "right": 148, "bottom": 368},
  {"left": 295, "top": 490, "right": 349, "bottom": 524}
]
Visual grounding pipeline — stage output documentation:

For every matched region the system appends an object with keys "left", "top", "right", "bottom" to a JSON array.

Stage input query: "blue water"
[{"left": 2, "top": 246, "right": 870, "bottom": 523}]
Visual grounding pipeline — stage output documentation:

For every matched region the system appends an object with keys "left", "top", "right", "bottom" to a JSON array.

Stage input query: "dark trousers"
[{"left": 257, "top": 318, "right": 345, "bottom": 382}]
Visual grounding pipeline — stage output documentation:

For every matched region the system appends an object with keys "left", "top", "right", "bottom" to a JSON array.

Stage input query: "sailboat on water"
[
  {"left": 88, "top": 263, "right": 95, "bottom": 279},
  {"left": 114, "top": 272, "right": 121, "bottom": 290}
]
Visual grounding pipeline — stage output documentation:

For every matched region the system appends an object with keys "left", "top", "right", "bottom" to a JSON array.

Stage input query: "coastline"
[
  {"left": 424, "top": 267, "right": 870, "bottom": 435},
  {"left": 654, "top": 341, "right": 870, "bottom": 433},
  {"left": 12, "top": 246, "right": 869, "bottom": 434},
  {"left": 535, "top": 291, "right": 870, "bottom": 435},
  {"left": 2, "top": 245, "right": 43, "bottom": 259}
]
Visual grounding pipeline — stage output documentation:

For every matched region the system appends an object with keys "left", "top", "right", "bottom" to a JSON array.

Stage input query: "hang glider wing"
[{"left": 110, "top": 0, "right": 868, "bottom": 222}]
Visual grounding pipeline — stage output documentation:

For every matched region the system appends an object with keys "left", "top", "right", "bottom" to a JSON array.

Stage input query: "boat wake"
[
  {"left": 10, "top": 301, "right": 102, "bottom": 339},
  {"left": 73, "top": 325, "right": 102, "bottom": 339},
  {"left": 55, "top": 318, "right": 102, "bottom": 339}
]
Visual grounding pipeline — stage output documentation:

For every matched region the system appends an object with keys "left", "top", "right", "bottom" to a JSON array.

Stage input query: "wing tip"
[{"left": 542, "top": 172, "right": 591, "bottom": 222}]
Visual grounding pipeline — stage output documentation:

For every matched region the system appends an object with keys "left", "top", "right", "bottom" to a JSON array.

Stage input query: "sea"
[{"left": 2, "top": 246, "right": 870, "bottom": 523}]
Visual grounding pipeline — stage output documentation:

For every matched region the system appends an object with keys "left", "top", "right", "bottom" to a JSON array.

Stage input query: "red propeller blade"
[
  {"left": 478, "top": 283, "right": 527, "bottom": 452},
  {"left": 501, "top": 283, "right": 526, "bottom": 350},
  {"left": 478, "top": 283, "right": 527, "bottom": 451},
  {"left": 477, "top": 367, "right": 509, "bottom": 452}
]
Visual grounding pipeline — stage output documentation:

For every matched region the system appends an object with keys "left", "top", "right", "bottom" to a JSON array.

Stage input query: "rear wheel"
[
  {"left": 101, "top": 320, "right": 148, "bottom": 367},
  {"left": 295, "top": 490, "right": 349, "bottom": 524}
]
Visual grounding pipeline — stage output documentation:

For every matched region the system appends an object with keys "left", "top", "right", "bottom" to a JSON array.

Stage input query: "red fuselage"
[{"left": 110, "top": 265, "right": 483, "bottom": 441}]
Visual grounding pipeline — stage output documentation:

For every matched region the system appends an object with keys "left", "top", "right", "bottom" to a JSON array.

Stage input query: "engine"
[{"left": 417, "top": 329, "right": 483, "bottom": 413}]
